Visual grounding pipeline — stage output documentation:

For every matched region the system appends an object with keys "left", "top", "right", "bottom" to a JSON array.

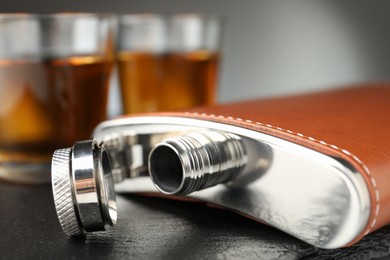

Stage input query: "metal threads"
[
  {"left": 149, "top": 131, "right": 247, "bottom": 195},
  {"left": 51, "top": 139, "right": 117, "bottom": 237}
]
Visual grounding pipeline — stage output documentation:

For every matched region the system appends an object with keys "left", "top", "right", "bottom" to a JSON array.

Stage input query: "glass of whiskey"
[
  {"left": 117, "top": 14, "right": 222, "bottom": 114},
  {"left": 0, "top": 13, "right": 116, "bottom": 183}
]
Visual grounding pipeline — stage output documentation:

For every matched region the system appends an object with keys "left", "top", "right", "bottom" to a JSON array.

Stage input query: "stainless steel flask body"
[{"left": 51, "top": 115, "right": 370, "bottom": 249}]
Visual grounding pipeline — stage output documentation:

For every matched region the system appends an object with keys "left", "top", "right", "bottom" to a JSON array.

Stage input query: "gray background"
[{"left": 2, "top": 1, "right": 390, "bottom": 115}]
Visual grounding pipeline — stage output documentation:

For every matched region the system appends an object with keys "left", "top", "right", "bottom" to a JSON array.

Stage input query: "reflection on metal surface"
[
  {"left": 102, "top": 131, "right": 137, "bottom": 182},
  {"left": 93, "top": 116, "right": 370, "bottom": 249}
]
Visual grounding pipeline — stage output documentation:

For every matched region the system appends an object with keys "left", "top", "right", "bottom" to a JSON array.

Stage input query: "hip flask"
[{"left": 51, "top": 84, "right": 390, "bottom": 249}]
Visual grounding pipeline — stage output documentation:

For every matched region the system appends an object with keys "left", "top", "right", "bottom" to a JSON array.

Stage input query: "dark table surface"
[{"left": 1, "top": 181, "right": 390, "bottom": 260}]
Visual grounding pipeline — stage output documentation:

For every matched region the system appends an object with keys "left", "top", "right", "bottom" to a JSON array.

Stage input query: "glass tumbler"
[
  {"left": 0, "top": 13, "right": 116, "bottom": 183},
  {"left": 117, "top": 14, "right": 222, "bottom": 114}
]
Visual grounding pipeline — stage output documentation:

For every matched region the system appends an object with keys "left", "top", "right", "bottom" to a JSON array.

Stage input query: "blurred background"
[{"left": 2, "top": 0, "right": 389, "bottom": 116}]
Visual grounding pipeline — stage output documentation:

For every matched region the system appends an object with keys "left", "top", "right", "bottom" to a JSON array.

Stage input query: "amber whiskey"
[
  {"left": 117, "top": 51, "right": 219, "bottom": 114},
  {"left": 0, "top": 56, "right": 113, "bottom": 167}
]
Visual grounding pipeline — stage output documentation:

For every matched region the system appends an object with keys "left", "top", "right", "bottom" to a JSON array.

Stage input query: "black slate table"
[{"left": 0, "top": 181, "right": 389, "bottom": 260}]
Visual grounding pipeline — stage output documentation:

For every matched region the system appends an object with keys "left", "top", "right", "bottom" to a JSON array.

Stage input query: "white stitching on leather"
[{"left": 184, "top": 111, "right": 380, "bottom": 234}]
